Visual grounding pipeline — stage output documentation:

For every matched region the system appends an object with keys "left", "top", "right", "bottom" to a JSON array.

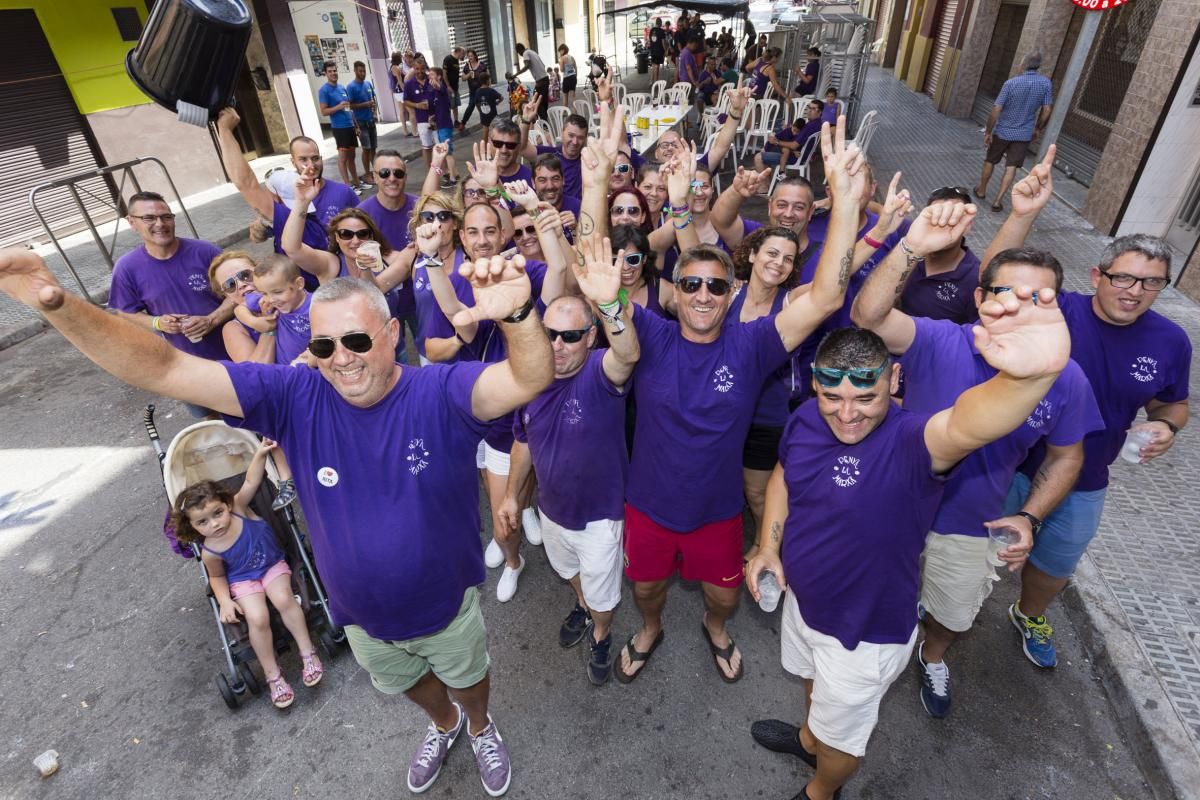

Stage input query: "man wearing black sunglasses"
[
  {"left": 0, "top": 246, "right": 554, "bottom": 798},
  {"left": 359, "top": 149, "right": 419, "bottom": 359},
  {"left": 617, "top": 118, "right": 869, "bottom": 686},
  {"left": 852, "top": 206, "right": 1105, "bottom": 717},
  {"left": 748, "top": 281, "right": 1072, "bottom": 800}
]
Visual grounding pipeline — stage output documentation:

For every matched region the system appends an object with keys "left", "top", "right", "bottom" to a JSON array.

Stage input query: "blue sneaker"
[
  {"left": 1008, "top": 603, "right": 1057, "bottom": 668},
  {"left": 559, "top": 603, "right": 592, "bottom": 648},
  {"left": 916, "top": 642, "right": 951, "bottom": 718},
  {"left": 587, "top": 629, "right": 613, "bottom": 685}
]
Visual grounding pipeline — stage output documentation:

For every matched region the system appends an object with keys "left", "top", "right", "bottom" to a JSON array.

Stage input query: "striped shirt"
[{"left": 993, "top": 70, "right": 1053, "bottom": 141}]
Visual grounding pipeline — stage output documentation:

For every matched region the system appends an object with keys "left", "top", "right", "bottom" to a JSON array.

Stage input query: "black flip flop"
[
  {"left": 991, "top": 202, "right": 1004, "bottom": 213},
  {"left": 702, "top": 623, "right": 744, "bottom": 683},
  {"left": 615, "top": 630, "right": 665, "bottom": 684},
  {"left": 973, "top": 188, "right": 986, "bottom": 200}
]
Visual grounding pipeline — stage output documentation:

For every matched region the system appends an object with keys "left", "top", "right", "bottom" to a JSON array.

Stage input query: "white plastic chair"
[
  {"left": 649, "top": 80, "right": 667, "bottom": 105},
  {"left": 530, "top": 120, "right": 554, "bottom": 147},
  {"left": 612, "top": 83, "right": 627, "bottom": 108},
  {"left": 672, "top": 83, "right": 693, "bottom": 105},
  {"left": 768, "top": 130, "right": 820, "bottom": 195},
  {"left": 790, "top": 96, "right": 813, "bottom": 125},
  {"left": 572, "top": 99, "right": 594, "bottom": 133},
  {"left": 624, "top": 92, "right": 649, "bottom": 118},
  {"left": 740, "top": 99, "right": 779, "bottom": 160},
  {"left": 848, "top": 109, "right": 878, "bottom": 155},
  {"left": 548, "top": 106, "right": 570, "bottom": 139},
  {"left": 579, "top": 86, "right": 597, "bottom": 107}
]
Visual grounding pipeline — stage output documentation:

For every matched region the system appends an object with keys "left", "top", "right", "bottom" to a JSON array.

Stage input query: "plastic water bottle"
[
  {"left": 1120, "top": 427, "right": 1155, "bottom": 464},
  {"left": 757, "top": 570, "right": 781, "bottom": 612}
]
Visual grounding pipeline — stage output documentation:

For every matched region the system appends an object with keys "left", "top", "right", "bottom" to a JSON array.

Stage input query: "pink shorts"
[
  {"left": 229, "top": 561, "right": 292, "bottom": 599},
  {"left": 623, "top": 504, "right": 744, "bottom": 588}
]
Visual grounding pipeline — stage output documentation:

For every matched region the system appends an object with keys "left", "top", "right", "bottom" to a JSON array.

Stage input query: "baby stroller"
[{"left": 144, "top": 405, "right": 344, "bottom": 710}]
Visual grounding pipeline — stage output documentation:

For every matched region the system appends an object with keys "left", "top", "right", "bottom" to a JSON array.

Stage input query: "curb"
[{"left": 1064, "top": 554, "right": 1200, "bottom": 800}]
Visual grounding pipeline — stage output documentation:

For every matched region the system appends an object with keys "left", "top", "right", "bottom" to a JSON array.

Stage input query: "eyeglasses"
[
  {"left": 419, "top": 210, "right": 456, "bottom": 224},
  {"left": 134, "top": 213, "right": 176, "bottom": 224},
  {"left": 545, "top": 326, "right": 593, "bottom": 343},
  {"left": 1099, "top": 270, "right": 1169, "bottom": 291},
  {"left": 376, "top": 168, "right": 406, "bottom": 180},
  {"left": 611, "top": 205, "right": 641, "bottom": 217},
  {"left": 622, "top": 252, "right": 644, "bottom": 268},
  {"left": 514, "top": 224, "right": 538, "bottom": 237},
  {"left": 928, "top": 186, "right": 973, "bottom": 204},
  {"left": 336, "top": 228, "right": 373, "bottom": 241},
  {"left": 985, "top": 285, "right": 1013, "bottom": 295},
  {"left": 220, "top": 269, "right": 254, "bottom": 293},
  {"left": 464, "top": 188, "right": 486, "bottom": 199},
  {"left": 306, "top": 322, "right": 390, "bottom": 359},
  {"left": 490, "top": 139, "right": 519, "bottom": 150},
  {"left": 811, "top": 361, "right": 888, "bottom": 389},
  {"left": 677, "top": 276, "right": 731, "bottom": 295},
  {"left": 613, "top": 163, "right": 632, "bottom": 175}
]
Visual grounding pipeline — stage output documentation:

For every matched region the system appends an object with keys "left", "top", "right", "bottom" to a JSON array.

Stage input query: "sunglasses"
[
  {"left": 677, "top": 276, "right": 731, "bottom": 295},
  {"left": 134, "top": 213, "right": 176, "bottom": 223},
  {"left": 612, "top": 205, "right": 641, "bottom": 216},
  {"left": 514, "top": 224, "right": 538, "bottom": 237},
  {"left": 419, "top": 210, "right": 456, "bottom": 223},
  {"left": 928, "top": 186, "right": 973, "bottom": 204},
  {"left": 621, "top": 252, "right": 645, "bottom": 268},
  {"left": 811, "top": 361, "right": 888, "bottom": 389},
  {"left": 464, "top": 188, "right": 486, "bottom": 199},
  {"left": 220, "top": 269, "right": 254, "bottom": 294},
  {"left": 491, "top": 139, "right": 520, "bottom": 150},
  {"left": 613, "top": 163, "right": 632, "bottom": 175},
  {"left": 545, "top": 326, "right": 593, "bottom": 343},
  {"left": 306, "top": 322, "right": 389, "bottom": 359},
  {"left": 336, "top": 228, "right": 373, "bottom": 241},
  {"left": 376, "top": 168, "right": 406, "bottom": 180}
]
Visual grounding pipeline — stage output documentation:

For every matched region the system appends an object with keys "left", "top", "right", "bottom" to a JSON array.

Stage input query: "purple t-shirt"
[
  {"left": 513, "top": 351, "right": 628, "bottom": 529},
  {"left": 221, "top": 360, "right": 490, "bottom": 640},
  {"left": 271, "top": 180, "right": 360, "bottom": 284},
  {"left": 780, "top": 401, "right": 947, "bottom": 649},
  {"left": 900, "top": 245, "right": 980, "bottom": 325},
  {"left": 627, "top": 305, "right": 789, "bottom": 530},
  {"left": 108, "top": 238, "right": 228, "bottom": 360},
  {"left": 902, "top": 317, "right": 1103, "bottom": 537},
  {"left": 727, "top": 285, "right": 790, "bottom": 427},
  {"left": 412, "top": 250, "right": 469, "bottom": 359},
  {"left": 274, "top": 292, "right": 313, "bottom": 366},
  {"left": 1020, "top": 291, "right": 1192, "bottom": 491},
  {"left": 403, "top": 76, "right": 434, "bottom": 124},
  {"left": 536, "top": 145, "right": 582, "bottom": 199},
  {"left": 678, "top": 48, "right": 698, "bottom": 86},
  {"left": 499, "top": 162, "right": 534, "bottom": 186},
  {"left": 431, "top": 83, "right": 454, "bottom": 129},
  {"left": 359, "top": 193, "right": 418, "bottom": 317}
]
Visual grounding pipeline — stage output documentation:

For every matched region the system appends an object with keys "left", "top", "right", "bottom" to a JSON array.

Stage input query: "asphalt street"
[{"left": 0, "top": 310, "right": 1152, "bottom": 799}]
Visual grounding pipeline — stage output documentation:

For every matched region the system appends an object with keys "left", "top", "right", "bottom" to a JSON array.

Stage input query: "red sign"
[{"left": 1068, "top": 0, "right": 1128, "bottom": 9}]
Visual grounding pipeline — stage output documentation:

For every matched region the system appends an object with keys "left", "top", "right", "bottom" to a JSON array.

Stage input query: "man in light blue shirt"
[
  {"left": 975, "top": 53, "right": 1053, "bottom": 213},
  {"left": 347, "top": 61, "right": 378, "bottom": 186}
]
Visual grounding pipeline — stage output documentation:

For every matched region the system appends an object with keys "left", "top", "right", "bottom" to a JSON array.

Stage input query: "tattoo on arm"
[
  {"left": 838, "top": 247, "right": 853, "bottom": 289},
  {"left": 770, "top": 521, "right": 781, "bottom": 544},
  {"left": 578, "top": 212, "right": 595, "bottom": 237},
  {"left": 1030, "top": 466, "right": 1050, "bottom": 495}
]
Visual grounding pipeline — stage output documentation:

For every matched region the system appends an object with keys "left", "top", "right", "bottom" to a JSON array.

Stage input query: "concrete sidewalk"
[{"left": 857, "top": 66, "right": 1200, "bottom": 800}]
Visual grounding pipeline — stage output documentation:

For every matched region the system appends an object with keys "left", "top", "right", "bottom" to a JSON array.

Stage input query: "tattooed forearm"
[
  {"left": 578, "top": 212, "right": 595, "bottom": 236},
  {"left": 770, "top": 521, "right": 781, "bottom": 544},
  {"left": 838, "top": 247, "right": 853, "bottom": 289},
  {"left": 1030, "top": 465, "right": 1050, "bottom": 495}
]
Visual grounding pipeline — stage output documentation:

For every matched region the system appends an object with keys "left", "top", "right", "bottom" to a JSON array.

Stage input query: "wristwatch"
[
  {"left": 597, "top": 295, "right": 627, "bottom": 336},
  {"left": 1015, "top": 511, "right": 1043, "bottom": 536},
  {"left": 502, "top": 298, "right": 535, "bottom": 324},
  {"left": 421, "top": 255, "right": 443, "bottom": 268},
  {"left": 1151, "top": 418, "right": 1180, "bottom": 436}
]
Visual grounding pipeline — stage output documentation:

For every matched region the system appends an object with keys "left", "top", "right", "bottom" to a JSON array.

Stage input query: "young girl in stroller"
[{"left": 172, "top": 439, "right": 323, "bottom": 708}]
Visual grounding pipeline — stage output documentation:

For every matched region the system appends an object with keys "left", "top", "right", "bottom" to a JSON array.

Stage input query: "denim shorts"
[
  {"left": 437, "top": 127, "right": 454, "bottom": 153},
  {"left": 1004, "top": 472, "right": 1107, "bottom": 579}
]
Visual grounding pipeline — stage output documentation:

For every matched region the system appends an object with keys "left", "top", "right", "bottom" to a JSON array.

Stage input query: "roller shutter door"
[
  {"left": 1, "top": 9, "right": 111, "bottom": 248},
  {"left": 922, "top": 0, "right": 958, "bottom": 97},
  {"left": 445, "top": 1, "right": 493, "bottom": 81}
]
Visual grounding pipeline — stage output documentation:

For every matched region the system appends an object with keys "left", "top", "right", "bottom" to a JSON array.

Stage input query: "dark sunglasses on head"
[
  {"left": 307, "top": 323, "right": 389, "bottom": 359},
  {"left": 220, "top": 269, "right": 254, "bottom": 294},
  {"left": 419, "top": 210, "right": 456, "bottom": 223},
  {"left": 928, "top": 186, "right": 973, "bottom": 204},
  {"left": 376, "top": 168, "right": 406, "bottom": 180},
  {"left": 336, "top": 228, "right": 373, "bottom": 241},
  {"left": 514, "top": 224, "right": 538, "bottom": 237},
  {"left": 491, "top": 139, "right": 519, "bottom": 150},
  {"left": 612, "top": 205, "right": 641, "bottom": 216},
  {"left": 545, "top": 326, "right": 593, "bottom": 343},
  {"left": 613, "top": 163, "right": 632, "bottom": 175},
  {"left": 811, "top": 361, "right": 888, "bottom": 389},
  {"left": 677, "top": 276, "right": 731, "bottom": 295}
]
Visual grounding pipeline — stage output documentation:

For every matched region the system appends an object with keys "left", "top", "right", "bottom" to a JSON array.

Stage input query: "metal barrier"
[{"left": 27, "top": 157, "right": 198, "bottom": 304}]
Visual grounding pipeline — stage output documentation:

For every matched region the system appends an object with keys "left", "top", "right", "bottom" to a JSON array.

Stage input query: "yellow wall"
[{"left": 3, "top": 0, "right": 152, "bottom": 114}]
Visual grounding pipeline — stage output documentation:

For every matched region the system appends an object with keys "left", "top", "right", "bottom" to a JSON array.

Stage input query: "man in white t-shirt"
[{"left": 514, "top": 43, "right": 550, "bottom": 122}]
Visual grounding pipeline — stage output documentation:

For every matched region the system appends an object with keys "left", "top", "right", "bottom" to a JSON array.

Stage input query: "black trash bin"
[
  {"left": 126, "top": 0, "right": 253, "bottom": 126},
  {"left": 637, "top": 53, "right": 649, "bottom": 74}
]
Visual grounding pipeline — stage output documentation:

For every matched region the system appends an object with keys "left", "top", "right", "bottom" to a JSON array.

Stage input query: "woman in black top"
[{"left": 460, "top": 49, "right": 489, "bottom": 128}]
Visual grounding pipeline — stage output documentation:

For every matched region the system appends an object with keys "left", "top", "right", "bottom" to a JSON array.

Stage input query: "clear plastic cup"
[
  {"left": 357, "top": 241, "right": 383, "bottom": 273},
  {"left": 179, "top": 316, "right": 204, "bottom": 343},
  {"left": 1120, "top": 427, "right": 1155, "bottom": 464},
  {"left": 987, "top": 525, "right": 1022, "bottom": 567},
  {"left": 757, "top": 569, "right": 781, "bottom": 612}
]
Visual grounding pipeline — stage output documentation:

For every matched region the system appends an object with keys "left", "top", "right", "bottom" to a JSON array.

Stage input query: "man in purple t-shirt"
[
  {"left": 358, "top": 148, "right": 418, "bottom": 358},
  {"left": 488, "top": 119, "right": 534, "bottom": 185},
  {"left": 518, "top": 107, "right": 587, "bottom": 200},
  {"left": 0, "top": 248, "right": 555, "bottom": 798},
  {"left": 531, "top": 154, "right": 582, "bottom": 228},
  {"left": 502, "top": 238, "right": 640, "bottom": 686},
  {"left": 890, "top": 186, "right": 982, "bottom": 325},
  {"left": 747, "top": 304, "right": 1071, "bottom": 800},
  {"left": 616, "top": 119, "right": 869, "bottom": 686},
  {"left": 403, "top": 54, "right": 437, "bottom": 166},
  {"left": 852, "top": 205, "right": 1105, "bottom": 718}
]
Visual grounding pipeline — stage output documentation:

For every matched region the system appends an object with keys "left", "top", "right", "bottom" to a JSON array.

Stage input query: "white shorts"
[
  {"left": 393, "top": 92, "right": 404, "bottom": 103},
  {"left": 540, "top": 512, "right": 624, "bottom": 612},
  {"left": 919, "top": 531, "right": 999, "bottom": 633},
  {"left": 419, "top": 354, "right": 432, "bottom": 367},
  {"left": 417, "top": 122, "right": 435, "bottom": 149},
  {"left": 483, "top": 442, "right": 510, "bottom": 476},
  {"left": 780, "top": 591, "right": 916, "bottom": 757}
]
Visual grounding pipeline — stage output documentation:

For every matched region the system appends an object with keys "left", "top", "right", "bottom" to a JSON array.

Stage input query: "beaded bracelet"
[{"left": 673, "top": 214, "right": 694, "bottom": 229}]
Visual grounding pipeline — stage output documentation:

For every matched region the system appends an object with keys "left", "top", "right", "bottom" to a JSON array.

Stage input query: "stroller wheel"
[
  {"left": 319, "top": 628, "right": 341, "bottom": 658},
  {"left": 216, "top": 673, "right": 239, "bottom": 710},
  {"left": 239, "top": 662, "right": 262, "bottom": 696}
]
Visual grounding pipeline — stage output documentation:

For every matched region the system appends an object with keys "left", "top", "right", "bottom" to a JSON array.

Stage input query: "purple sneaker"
[
  {"left": 406, "top": 702, "right": 464, "bottom": 793},
  {"left": 469, "top": 715, "right": 512, "bottom": 796}
]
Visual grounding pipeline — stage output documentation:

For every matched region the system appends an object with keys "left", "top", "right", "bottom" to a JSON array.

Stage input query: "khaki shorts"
[
  {"left": 919, "top": 531, "right": 1000, "bottom": 633},
  {"left": 345, "top": 586, "right": 490, "bottom": 694}
]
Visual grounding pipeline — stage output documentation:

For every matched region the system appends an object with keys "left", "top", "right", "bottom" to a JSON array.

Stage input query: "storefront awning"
[{"left": 595, "top": 0, "right": 751, "bottom": 18}]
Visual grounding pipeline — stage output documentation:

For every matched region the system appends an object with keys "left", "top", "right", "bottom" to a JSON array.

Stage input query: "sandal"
[
  {"left": 301, "top": 651, "right": 324, "bottom": 687},
  {"left": 267, "top": 672, "right": 294, "bottom": 708},
  {"left": 991, "top": 201, "right": 1004, "bottom": 213},
  {"left": 615, "top": 630, "right": 665, "bottom": 684},
  {"left": 972, "top": 188, "right": 986, "bottom": 200},
  {"left": 702, "top": 620, "right": 744, "bottom": 683}
]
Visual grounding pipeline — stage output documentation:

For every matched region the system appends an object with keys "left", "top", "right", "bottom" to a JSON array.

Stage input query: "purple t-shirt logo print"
[
  {"left": 1026, "top": 399, "right": 1053, "bottom": 430},
  {"left": 1130, "top": 356, "right": 1157, "bottom": 383},
  {"left": 832, "top": 455, "right": 861, "bottom": 488},
  {"left": 406, "top": 438, "right": 431, "bottom": 475},
  {"left": 562, "top": 398, "right": 584, "bottom": 425},
  {"left": 712, "top": 365, "right": 735, "bottom": 393}
]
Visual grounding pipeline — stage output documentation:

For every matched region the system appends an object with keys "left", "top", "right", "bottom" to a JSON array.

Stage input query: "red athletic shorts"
[{"left": 623, "top": 503, "right": 744, "bottom": 587}]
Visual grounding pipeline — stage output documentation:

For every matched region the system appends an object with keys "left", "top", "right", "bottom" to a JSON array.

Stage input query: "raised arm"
[
  {"left": 234, "top": 439, "right": 276, "bottom": 508},
  {"left": 848, "top": 172, "right": 911, "bottom": 271},
  {"left": 281, "top": 181, "right": 341, "bottom": 281},
  {"left": 703, "top": 85, "right": 751, "bottom": 169},
  {"left": 414, "top": 222, "right": 477, "bottom": 342},
  {"left": 0, "top": 249, "right": 242, "bottom": 415},
  {"left": 216, "top": 108, "right": 274, "bottom": 219},
  {"left": 373, "top": 244, "right": 417, "bottom": 293},
  {"left": 517, "top": 93, "right": 543, "bottom": 162},
  {"left": 851, "top": 201, "right": 977, "bottom": 354},
  {"left": 711, "top": 167, "right": 770, "bottom": 248},
  {"left": 575, "top": 235, "right": 640, "bottom": 386},
  {"left": 422, "top": 143, "right": 452, "bottom": 197},
  {"left": 979, "top": 145, "right": 1055, "bottom": 274},
  {"left": 924, "top": 286, "right": 1069, "bottom": 472},
  {"left": 466, "top": 141, "right": 516, "bottom": 242},
  {"left": 579, "top": 100, "right": 626, "bottom": 248}
]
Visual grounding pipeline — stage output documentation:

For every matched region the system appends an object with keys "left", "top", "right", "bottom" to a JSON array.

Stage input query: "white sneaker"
[
  {"left": 522, "top": 508, "right": 543, "bottom": 546},
  {"left": 496, "top": 556, "right": 525, "bottom": 603},
  {"left": 484, "top": 538, "right": 504, "bottom": 569}
]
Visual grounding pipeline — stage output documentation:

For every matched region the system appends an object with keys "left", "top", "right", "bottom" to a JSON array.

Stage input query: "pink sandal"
[
  {"left": 267, "top": 672, "right": 294, "bottom": 708},
  {"left": 301, "top": 651, "right": 324, "bottom": 688}
]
